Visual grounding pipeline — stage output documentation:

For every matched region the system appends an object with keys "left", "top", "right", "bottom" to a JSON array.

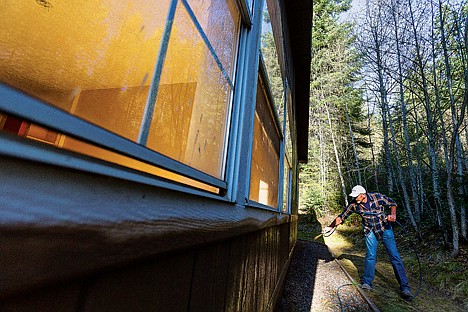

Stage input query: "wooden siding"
[
  {"left": 0, "top": 156, "right": 298, "bottom": 311},
  {"left": 1, "top": 222, "right": 296, "bottom": 312}
]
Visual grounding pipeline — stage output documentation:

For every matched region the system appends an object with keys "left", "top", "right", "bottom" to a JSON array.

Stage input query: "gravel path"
[{"left": 278, "top": 240, "right": 374, "bottom": 312}]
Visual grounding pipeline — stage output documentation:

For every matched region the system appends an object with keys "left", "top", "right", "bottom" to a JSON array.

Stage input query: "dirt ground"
[{"left": 277, "top": 239, "right": 373, "bottom": 312}]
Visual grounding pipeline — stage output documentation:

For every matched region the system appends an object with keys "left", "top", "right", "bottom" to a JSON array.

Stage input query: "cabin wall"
[
  {"left": 0, "top": 155, "right": 298, "bottom": 312},
  {"left": 1, "top": 222, "right": 297, "bottom": 312}
]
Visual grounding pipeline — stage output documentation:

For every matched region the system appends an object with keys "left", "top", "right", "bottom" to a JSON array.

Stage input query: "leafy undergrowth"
[{"left": 297, "top": 213, "right": 468, "bottom": 312}]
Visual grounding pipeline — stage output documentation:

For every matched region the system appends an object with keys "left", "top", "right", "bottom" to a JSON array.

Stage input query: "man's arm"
[
  {"left": 329, "top": 217, "right": 342, "bottom": 228},
  {"left": 387, "top": 205, "right": 397, "bottom": 222},
  {"left": 379, "top": 193, "right": 397, "bottom": 222},
  {"left": 323, "top": 216, "right": 342, "bottom": 234},
  {"left": 323, "top": 202, "right": 355, "bottom": 234}
]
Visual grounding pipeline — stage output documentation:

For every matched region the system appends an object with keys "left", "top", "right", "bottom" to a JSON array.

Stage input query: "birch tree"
[
  {"left": 407, "top": 0, "right": 445, "bottom": 229},
  {"left": 438, "top": 0, "right": 467, "bottom": 245},
  {"left": 364, "top": 0, "right": 396, "bottom": 194},
  {"left": 390, "top": 0, "right": 421, "bottom": 222}
]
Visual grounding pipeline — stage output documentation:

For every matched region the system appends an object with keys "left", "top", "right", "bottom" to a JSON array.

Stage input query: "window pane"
[
  {"left": 1, "top": 0, "right": 241, "bottom": 185},
  {"left": 146, "top": 2, "right": 238, "bottom": 179},
  {"left": 246, "top": 0, "right": 254, "bottom": 11},
  {"left": 0, "top": 0, "right": 240, "bottom": 188},
  {"left": 260, "top": 0, "right": 284, "bottom": 125},
  {"left": 282, "top": 155, "right": 291, "bottom": 213},
  {"left": 0, "top": 0, "right": 170, "bottom": 141},
  {"left": 249, "top": 77, "right": 280, "bottom": 207},
  {"left": 186, "top": 0, "right": 240, "bottom": 79},
  {"left": 285, "top": 87, "right": 293, "bottom": 161},
  {"left": 0, "top": 112, "right": 219, "bottom": 194}
]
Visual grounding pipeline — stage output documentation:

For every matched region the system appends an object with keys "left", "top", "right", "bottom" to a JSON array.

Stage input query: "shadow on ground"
[{"left": 277, "top": 240, "right": 334, "bottom": 312}]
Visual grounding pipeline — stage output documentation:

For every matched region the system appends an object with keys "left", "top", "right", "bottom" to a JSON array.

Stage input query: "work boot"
[
  {"left": 401, "top": 289, "right": 412, "bottom": 300},
  {"left": 359, "top": 283, "right": 372, "bottom": 291}
]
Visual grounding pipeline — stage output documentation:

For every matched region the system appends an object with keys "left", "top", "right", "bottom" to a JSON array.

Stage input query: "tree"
[{"left": 301, "top": 0, "right": 368, "bottom": 214}]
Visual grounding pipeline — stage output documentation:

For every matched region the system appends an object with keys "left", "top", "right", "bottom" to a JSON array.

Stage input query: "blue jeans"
[{"left": 362, "top": 229, "right": 410, "bottom": 291}]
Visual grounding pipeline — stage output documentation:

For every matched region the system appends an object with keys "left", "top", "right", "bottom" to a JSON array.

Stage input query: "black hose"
[
  {"left": 336, "top": 283, "right": 356, "bottom": 312},
  {"left": 323, "top": 226, "right": 337, "bottom": 237}
]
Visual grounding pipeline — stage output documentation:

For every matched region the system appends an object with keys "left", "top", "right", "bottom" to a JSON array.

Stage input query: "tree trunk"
[
  {"left": 318, "top": 116, "right": 327, "bottom": 195},
  {"left": 391, "top": 0, "right": 420, "bottom": 222},
  {"left": 345, "top": 102, "right": 362, "bottom": 185},
  {"left": 452, "top": 6, "right": 468, "bottom": 241},
  {"left": 408, "top": 0, "right": 445, "bottom": 234},
  {"left": 384, "top": 88, "right": 419, "bottom": 233},
  {"left": 326, "top": 103, "right": 348, "bottom": 206},
  {"left": 438, "top": 0, "right": 467, "bottom": 243},
  {"left": 366, "top": 91, "right": 379, "bottom": 191},
  {"left": 412, "top": 86, "right": 448, "bottom": 246},
  {"left": 374, "top": 34, "right": 394, "bottom": 194}
]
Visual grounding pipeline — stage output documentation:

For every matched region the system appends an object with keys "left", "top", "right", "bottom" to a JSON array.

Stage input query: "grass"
[{"left": 298, "top": 213, "right": 468, "bottom": 312}]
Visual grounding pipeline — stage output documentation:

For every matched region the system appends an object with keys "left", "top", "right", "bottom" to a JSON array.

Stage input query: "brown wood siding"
[{"left": 1, "top": 224, "right": 294, "bottom": 312}]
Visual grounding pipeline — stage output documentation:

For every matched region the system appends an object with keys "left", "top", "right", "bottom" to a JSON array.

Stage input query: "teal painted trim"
[
  {"left": 138, "top": 0, "right": 178, "bottom": 145},
  {"left": 225, "top": 26, "right": 248, "bottom": 202},
  {"left": 0, "top": 133, "right": 229, "bottom": 201},
  {"left": 180, "top": 0, "right": 233, "bottom": 88},
  {"left": 239, "top": 0, "right": 263, "bottom": 205}
]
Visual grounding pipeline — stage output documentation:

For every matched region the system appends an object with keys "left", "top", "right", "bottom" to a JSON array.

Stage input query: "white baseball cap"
[{"left": 349, "top": 185, "right": 366, "bottom": 197}]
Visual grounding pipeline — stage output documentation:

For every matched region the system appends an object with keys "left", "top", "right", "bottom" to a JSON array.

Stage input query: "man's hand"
[
  {"left": 323, "top": 226, "right": 334, "bottom": 235},
  {"left": 387, "top": 214, "right": 396, "bottom": 222}
]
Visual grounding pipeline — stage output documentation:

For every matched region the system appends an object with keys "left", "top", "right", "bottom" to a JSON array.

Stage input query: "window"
[
  {"left": 249, "top": 75, "right": 281, "bottom": 208},
  {"left": 282, "top": 154, "right": 292, "bottom": 213},
  {"left": 0, "top": 0, "right": 240, "bottom": 193},
  {"left": 281, "top": 87, "right": 292, "bottom": 213},
  {"left": 260, "top": 0, "right": 285, "bottom": 125},
  {"left": 248, "top": 0, "right": 292, "bottom": 212},
  {"left": 246, "top": 0, "right": 254, "bottom": 12}
]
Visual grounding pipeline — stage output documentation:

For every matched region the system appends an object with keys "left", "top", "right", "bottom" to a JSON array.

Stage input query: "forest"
[
  {"left": 263, "top": 0, "right": 468, "bottom": 308},
  {"left": 296, "top": 0, "right": 468, "bottom": 255}
]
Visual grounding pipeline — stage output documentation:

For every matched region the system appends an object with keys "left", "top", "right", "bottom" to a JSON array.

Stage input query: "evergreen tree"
[{"left": 300, "top": 0, "right": 368, "bottom": 217}]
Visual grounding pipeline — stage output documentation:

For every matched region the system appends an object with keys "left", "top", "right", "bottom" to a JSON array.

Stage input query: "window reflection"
[
  {"left": 0, "top": 0, "right": 240, "bottom": 185},
  {"left": 260, "top": 0, "right": 284, "bottom": 126},
  {"left": 283, "top": 156, "right": 291, "bottom": 213},
  {"left": 249, "top": 76, "right": 280, "bottom": 208},
  {"left": 146, "top": 1, "right": 239, "bottom": 179},
  {"left": 186, "top": 0, "right": 240, "bottom": 80},
  {"left": 0, "top": 0, "right": 168, "bottom": 141}
]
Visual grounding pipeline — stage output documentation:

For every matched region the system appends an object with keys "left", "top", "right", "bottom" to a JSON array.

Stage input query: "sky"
[{"left": 340, "top": 0, "right": 367, "bottom": 22}]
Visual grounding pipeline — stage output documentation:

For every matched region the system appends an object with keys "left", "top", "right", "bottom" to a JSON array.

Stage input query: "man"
[{"left": 323, "top": 185, "right": 413, "bottom": 300}]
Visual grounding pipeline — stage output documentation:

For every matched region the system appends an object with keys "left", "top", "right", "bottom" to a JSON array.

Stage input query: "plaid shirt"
[{"left": 338, "top": 192, "right": 397, "bottom": 239}]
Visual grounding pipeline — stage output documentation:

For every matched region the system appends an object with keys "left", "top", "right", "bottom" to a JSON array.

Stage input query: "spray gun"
[{"left": 320, "top": 226, "right": 337, "bottom": 238}]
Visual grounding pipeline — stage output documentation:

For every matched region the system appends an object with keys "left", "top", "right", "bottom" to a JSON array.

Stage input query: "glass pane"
[
  {"left": 249, "top": 77, "right": 280, "bottom": 207},
  {"left": 186, "top": 0, "right": 240, "bottom": 79},
  {"left": 260, "top": 0, "right": 284, "bottom": 125},
  {"left": 282, "top": 156, "right": 291, "bottom": 213},
  {"left": 0, "top": 111, "right": 219, "bottom": 194},
  {"left": 247, "top": 0, "right": 254, "bottom": 12},
  {"left": 146, "top": 3, "right": 236, "bottom": 179},
  {"left": 285, "top": 87, "right": 292, "bottom": 161},
  {"left": 0, "top": 0, "right": 170, "bottom": 141}
]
